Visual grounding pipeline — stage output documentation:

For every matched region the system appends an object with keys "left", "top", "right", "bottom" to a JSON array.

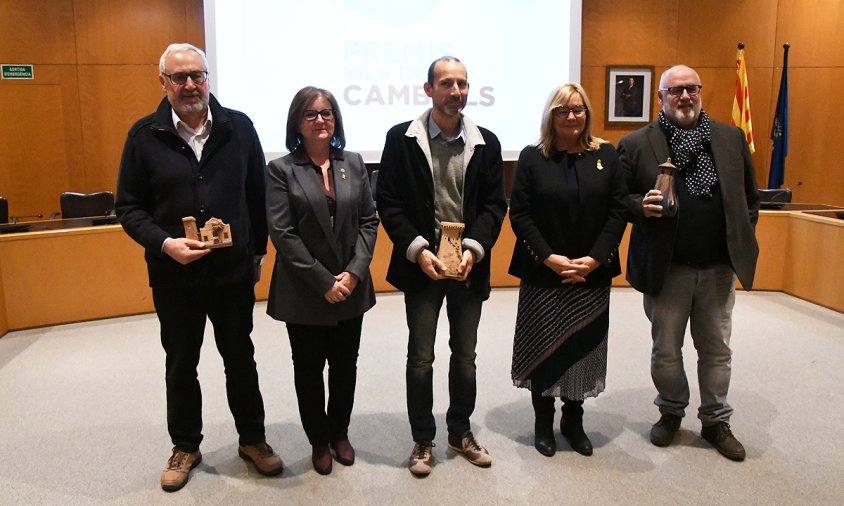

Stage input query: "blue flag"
[{"left": 768, "top": 47, "right": 789, "bottom": 189}]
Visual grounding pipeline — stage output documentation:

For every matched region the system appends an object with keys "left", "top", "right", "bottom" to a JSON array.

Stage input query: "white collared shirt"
[{"left": 172, "top": 108, "right": 213, "bottom": 161}]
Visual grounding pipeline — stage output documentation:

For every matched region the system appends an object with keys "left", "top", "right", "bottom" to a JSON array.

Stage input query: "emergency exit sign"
[{"left": 2, "top": 64, "right": 34, "bottom": 79}]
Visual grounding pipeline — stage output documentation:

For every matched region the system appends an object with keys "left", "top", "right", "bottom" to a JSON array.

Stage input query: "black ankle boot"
[
  {"left": 560, "top": 399, "right": 593, "bottom": 456},
  {"left": 532, "top": 392, "right": 556, "bottom": 457}
]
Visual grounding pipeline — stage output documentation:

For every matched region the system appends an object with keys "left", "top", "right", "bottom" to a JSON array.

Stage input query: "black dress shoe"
[
  {"left": 312, "top": 444, "right": 332, "bottom": 475},
  {"left": 330, "top": 439, "right": 355, "bottom": 466}
]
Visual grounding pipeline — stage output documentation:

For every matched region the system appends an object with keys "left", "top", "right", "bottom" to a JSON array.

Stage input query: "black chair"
[
  {"left": 59, "top": 191, "right": 115, "bottom": 219},
  {"left": 758, "top": 188, "right": 792, "bottom": 209},
  {"left": 0, "top": 196, "right": 8, "bottom": 224}
]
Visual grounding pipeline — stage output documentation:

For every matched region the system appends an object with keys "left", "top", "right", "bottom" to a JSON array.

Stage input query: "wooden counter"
[{"left": 0, "top": 208, "right": 841, "bottom": 336}]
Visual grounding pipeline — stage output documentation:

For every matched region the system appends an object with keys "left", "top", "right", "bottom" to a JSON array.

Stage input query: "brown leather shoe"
[
  {"left": 701, "top": 422, "right": 746, "bottom": 461},
  {"left": 238, "top": 441, "right": 284, "bottom": 476},
  {"left": 330, "top": 439, "right": 355, "bottom": 466},
  {"left": 312, "top": 444, "right": 333, "bottom": 475},
  {"left": 160, "top": 448, "right": 201, "bottom": 492},
  {"left": 447, "top": 432, "right": 492, "bottom": 467},
  {"left": 408, "top": 441, "right": 435, "bottom": 476}
]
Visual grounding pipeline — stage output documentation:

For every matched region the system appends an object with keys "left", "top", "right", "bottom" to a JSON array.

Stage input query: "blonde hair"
[{"left": 536, "top": 83, "right": 606, "bottom": 157}]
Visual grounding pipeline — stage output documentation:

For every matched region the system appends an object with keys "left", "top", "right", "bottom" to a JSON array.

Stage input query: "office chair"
[
  {"left": 758, "top": 188, "right": 792, "bottom": 209},
  {"left": 0, "top": 196, "right": 8, "bottom": 224},
  {"left": 59, "top": 191, "right": 116, "bottom": 219}
]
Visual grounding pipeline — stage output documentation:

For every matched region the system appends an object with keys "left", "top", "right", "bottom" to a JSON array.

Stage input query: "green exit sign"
[{"left": 2, "top": 64, "right": 34, "bottom": 79}]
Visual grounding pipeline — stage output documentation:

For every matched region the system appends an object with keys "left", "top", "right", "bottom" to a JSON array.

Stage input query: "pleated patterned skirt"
[{"left": 511, "top": 282, "right": 610, "bottom": 400}]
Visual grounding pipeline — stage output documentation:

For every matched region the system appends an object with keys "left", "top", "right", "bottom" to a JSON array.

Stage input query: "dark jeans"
[
  {"left": 287, "top": 315, "right": 363, "bottom": 445},
  {"left": 153, "top": 280, "right": 266, "bottom": 453},
  {"left": 405, "top": 280, "right": 483, "bottom": 442}
]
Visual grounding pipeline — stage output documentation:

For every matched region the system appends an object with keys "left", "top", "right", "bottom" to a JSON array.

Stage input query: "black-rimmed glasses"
[
  {"left": 554, "top": 106, "right": 587, "bottom": 117},
  {"left": 163, "top": 71, "right": 208, "bottom": 86},
  {"left": 303, "top": 109, "right": 335, "bottom": 121},
  {"left": 659, "top": 85, "right": 702, "bottom": 97}
]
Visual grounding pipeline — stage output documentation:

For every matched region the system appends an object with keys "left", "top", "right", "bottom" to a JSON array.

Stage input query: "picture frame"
[{"left": 605, "top": 65, "right": 655, "bottom": 128}]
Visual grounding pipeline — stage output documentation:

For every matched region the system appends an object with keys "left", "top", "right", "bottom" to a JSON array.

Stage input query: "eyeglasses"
[
  {"left": 554, "top": 106, "right": 587, "bottom": 117},
  {"left": 659, "top": 85, "right": 702, "bottom": 97},
  {"left": 163, "top": 71, "right": 208, "bottom": 86},
  {"left": 303, "top": 109, "right": 335, "bottom": 121}
]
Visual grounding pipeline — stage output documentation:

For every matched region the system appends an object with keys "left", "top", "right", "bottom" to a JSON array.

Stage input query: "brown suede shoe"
[
  {"left": 408, "top": 441, "right": 435, "bottom": 477},
  {"left": 447, "top": 432, "right": 492, "bottom": 467},
  {"left": 238, "top": 441, "right": 284, "bottom": 476},
  {"left": 160, "top": 448, "right": 201, "bottom": 492},
  {"left": 330, "top": 439, "right": 355, "bottom": 466}
]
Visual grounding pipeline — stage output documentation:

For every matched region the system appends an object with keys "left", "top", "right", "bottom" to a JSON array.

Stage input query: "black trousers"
[
  {"left": 286, "top": 315, "right": 363, "bottom": 445},
  {"left": 152, "top": 279, "right": 266, "bottom": 452}
]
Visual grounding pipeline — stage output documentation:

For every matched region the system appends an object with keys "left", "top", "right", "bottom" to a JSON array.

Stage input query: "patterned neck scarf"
[{"left": 658, "top": 109, "right": 718, "bottom": 197}]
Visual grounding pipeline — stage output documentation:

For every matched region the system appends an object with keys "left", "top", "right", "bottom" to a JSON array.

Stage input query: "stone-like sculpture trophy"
[
  {"left": 182, "top": 216, "right": 232, "bottom": 249},
  {"left": 436, "top": 221, "right": 465, "bottom": 278}
]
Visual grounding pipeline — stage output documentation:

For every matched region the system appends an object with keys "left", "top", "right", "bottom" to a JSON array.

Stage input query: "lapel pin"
[
  {"left": 340, "top": 168, "right": 347, "bottom": 180},
  {"left": 596, "top": 159, "right": 604, "bottom": 171}
]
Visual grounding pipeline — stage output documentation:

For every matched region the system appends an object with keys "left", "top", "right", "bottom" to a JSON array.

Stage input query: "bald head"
[
  {"left": 659, "top": 65, "right": 700, "bottom": 88},
  {"left": 658, "top": 65, "right": 702, "bottom": 129}
]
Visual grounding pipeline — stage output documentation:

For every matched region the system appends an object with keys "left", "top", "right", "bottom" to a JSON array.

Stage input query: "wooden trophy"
[
  {"left": 182, "top": 216, "right": 233, "bottom": 249},
  {"left": 437, "top": 221, "right": 465, "bottom": 278}
]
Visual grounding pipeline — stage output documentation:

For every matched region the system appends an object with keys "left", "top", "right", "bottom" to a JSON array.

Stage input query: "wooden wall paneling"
[
  {"left": 782, "top": 214, "right": 844, "bottom": 313},
  {"left": 0, "top": 258, "right": 7, "bottom": 335},
  {"left": 73, "top": 0, "right": 202, "bottom": 64},
  {"left": 489, "top": 211, "right": 519, "bottom": 288},
  {"left": 0, "top": 227, "right": 154, "bottom": 329},
  {"left": 371, "top": 223, "right": 397, "bottom": 293},
  {"left": 0, "top": 0, "right": 77, "bottom": 63},
  {"left": 678, "top": 0, "right": 777, "bottom": 68},
  {"left": 183, "top": 0, "right": 206, "bottom": 46},
  {"left": 775, "top": 68, "right": 844, "bottom": 206},
  {"left": 582, "top": 0, "right": 679, "bottom": 67},
  {"left": 78, "top": 65, "right": 165, "bottom": 194},
  {"left": 775, "top": 0, "right": 844, "bottom": 67},
  {"left": 753, "top": 211, "right": 789, "bottom": 290},
  {"left": 0, "top": 83, "right": 73, "bottom": 219}
]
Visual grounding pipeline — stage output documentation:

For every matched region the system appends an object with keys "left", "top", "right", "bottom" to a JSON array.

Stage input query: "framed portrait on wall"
[{"left": 605, "top": 65, "right": 655, "bottom": 128}]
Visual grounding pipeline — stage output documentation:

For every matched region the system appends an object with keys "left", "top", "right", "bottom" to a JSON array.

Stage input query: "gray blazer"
[
  {"left": 265, "top": 148, "right": 378, "bottom": 325},
  {"left": 618, "top": 120, "right": 760, "bottom": 296}
]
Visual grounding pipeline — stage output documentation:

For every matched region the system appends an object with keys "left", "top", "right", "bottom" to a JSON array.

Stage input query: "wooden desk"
[{"left": 0, "top": 209, "right": 841, "bottom": 336}]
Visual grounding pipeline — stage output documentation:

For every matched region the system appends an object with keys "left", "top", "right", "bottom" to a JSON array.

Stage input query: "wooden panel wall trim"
[{"left": 0, "top": 1, "right": 77, "bottom": 63}]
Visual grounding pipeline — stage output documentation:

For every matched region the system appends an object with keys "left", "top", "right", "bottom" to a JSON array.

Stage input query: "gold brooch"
[
  {"left": 340, "top": 168, "right": 347, "bottom": 180},
  {"left": 596, "top": 159, "right": 604, "bottom": 171}
]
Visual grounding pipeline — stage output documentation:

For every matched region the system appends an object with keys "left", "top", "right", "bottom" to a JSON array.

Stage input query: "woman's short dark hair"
[{"left": 285, "top": 86, "right": 346, "bottom": 152}]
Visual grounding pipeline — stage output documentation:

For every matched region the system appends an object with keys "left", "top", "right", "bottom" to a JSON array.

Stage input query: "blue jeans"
[
  {"left": 644, "top": 263, "right": 736, "bottom": 426},
  {"left": 405, "top": 280, "right": 483, "bottom": 442}
]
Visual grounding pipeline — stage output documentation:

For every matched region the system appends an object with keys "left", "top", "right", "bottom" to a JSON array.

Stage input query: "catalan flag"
[
  {"left": 731, "top": 46, "right": 755, "bottom": 153},
  {"left": 769, "top": 45, "right": 789, "bottom": 189}
]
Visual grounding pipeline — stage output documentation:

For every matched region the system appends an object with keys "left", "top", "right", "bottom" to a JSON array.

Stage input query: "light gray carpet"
[{"left": 1, "top": 288, "right": 842, "bottom": 505}]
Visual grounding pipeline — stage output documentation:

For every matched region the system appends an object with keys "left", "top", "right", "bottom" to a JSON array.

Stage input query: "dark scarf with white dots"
[{"left": 658, "top": 109, "right": 718, "bottom": 197}]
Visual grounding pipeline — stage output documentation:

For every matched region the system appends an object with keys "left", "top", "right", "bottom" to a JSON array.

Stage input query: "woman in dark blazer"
[
  {"left": 266, "top": 86, "right": 378, "bottom": 475},
  {"left": 508, "top": 83, "right": 628, "bottom": 457}
]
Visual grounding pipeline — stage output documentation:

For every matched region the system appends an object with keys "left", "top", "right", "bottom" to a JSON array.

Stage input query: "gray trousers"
[{"left": 644, "top": 263, "right": 736, "bottom": 426}]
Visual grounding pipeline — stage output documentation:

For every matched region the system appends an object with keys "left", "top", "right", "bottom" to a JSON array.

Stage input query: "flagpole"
[{"left": 768, "top": 42, "right": 790, "bottom": 189}]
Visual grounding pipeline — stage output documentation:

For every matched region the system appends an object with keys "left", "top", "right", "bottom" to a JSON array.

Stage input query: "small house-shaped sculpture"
[{"left": 182, "top": 216, "right": 232, "bottom": 249}]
